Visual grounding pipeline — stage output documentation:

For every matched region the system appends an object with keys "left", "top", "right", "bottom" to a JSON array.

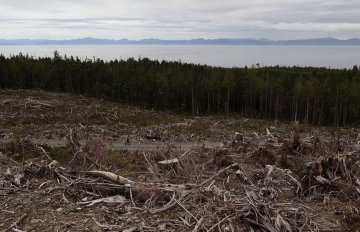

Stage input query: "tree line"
[{"left": 0, "top": 51, "right": 359, "bottom": 126}]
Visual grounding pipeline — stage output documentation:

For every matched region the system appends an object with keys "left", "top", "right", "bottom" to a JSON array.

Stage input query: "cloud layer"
[{"left": 1, "top": 0, "right": 359, "bottom": 39}]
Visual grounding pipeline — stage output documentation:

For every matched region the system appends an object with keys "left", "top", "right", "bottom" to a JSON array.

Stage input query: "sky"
[{"left": 0, "top": 0, "right": 359, "bottom": 40}]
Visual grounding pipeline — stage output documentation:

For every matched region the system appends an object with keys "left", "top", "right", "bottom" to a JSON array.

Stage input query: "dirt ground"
[{"left": 1, "top": 89, "right": 360, "bottom": 232}]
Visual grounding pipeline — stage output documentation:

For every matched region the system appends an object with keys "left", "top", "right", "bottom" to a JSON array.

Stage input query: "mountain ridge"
[{"left": 1, "top": 37, "right": 360, "bottom": 45}]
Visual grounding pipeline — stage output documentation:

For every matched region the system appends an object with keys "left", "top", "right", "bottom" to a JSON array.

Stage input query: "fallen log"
[{"left": 86, "top": 170, "right": 134, "bottom": 185}]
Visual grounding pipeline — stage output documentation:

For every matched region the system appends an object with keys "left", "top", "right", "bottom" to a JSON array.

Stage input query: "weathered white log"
[
  {"left": 266, "top": 128, "right": 271, "bottom": 136},
  {"left": 158, "top": 158, "right": 179, "bottom": 165},
  {"left": 86, "top": 170, "right": 134, "bottom": 185},
  {"left": 78, "top": 195, "right": 127, "bottom": 207},
  {"left": 275, "top": 214, "right": 292, "bottom": 232},
  {"left": 315, "top": 176, "right": 331, "bottom": 185}
]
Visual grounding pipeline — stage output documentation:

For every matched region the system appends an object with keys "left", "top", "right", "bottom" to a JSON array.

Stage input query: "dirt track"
[
  {"left": 2, "top": 138, "right": 223, "bottom": 152},
  {"left": 42, "top": 139, "right": 222, "bottom": 152}
]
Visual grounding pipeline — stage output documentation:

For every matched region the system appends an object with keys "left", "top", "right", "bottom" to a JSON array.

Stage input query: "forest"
[{"left": 0, "top": 51, "right": 359, "bottom": 126}]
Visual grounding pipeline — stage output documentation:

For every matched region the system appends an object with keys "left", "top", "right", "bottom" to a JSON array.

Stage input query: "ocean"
[{"left": 1, "top": 45, "right": 359, "bottom": 69}]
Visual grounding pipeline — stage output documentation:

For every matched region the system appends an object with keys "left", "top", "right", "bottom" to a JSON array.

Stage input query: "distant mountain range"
[{"left": 1, "top": 37, "right": 360, "bottom": 45}]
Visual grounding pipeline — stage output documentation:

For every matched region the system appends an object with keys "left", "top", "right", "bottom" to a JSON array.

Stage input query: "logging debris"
[
  {"left": 1, "top": 90, "right": 360, "bottom": 231},
  {"left": 1, "top": 125, "right": 359, "bottom": 231}
]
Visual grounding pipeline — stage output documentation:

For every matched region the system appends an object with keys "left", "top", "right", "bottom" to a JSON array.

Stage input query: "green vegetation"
[
  {"left": 14, "top": 120, "right": 25, "bottom": 143},
  {"left": 46, "top": 146, "right": 72, "bottom": 163},
  {"left": 6, "top": 139, "right": 39, "bottom": 161},
  {"left": 103, "top": 150, "right": 146, "bottom": 174},
  {"left": 0, "top": 52, "right": 359, "bottom": 126}
]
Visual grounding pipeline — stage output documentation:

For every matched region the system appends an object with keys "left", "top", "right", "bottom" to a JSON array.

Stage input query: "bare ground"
[{"left": 1, "top": 89, "right": 360, "bottom": 232}]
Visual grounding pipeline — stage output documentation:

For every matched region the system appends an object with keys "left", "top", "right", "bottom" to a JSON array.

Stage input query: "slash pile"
[{"left": 1, "top": 124, "right": 359, "bottom": 232}]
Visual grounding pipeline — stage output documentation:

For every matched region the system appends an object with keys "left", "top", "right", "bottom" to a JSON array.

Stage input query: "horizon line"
[{"left": 1, "top": 37, "right": 360, "bottom": 41}]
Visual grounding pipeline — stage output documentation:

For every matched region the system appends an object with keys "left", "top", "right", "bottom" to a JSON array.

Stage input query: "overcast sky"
[{"left": 0, "top": 0, "right": 359, "bottom": 40}]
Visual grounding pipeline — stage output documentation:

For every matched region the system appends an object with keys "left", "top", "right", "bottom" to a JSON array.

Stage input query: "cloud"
[{"left": 0, "top": 0, "right": 359, "bottom": 39}]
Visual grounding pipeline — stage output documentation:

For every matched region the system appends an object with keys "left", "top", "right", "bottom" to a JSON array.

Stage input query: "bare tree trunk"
[
  {"left": 318, "top": 103, "right": 324, "bottom": 125},
  {"left": 305, "top": 94, "right": 309, "bottom": 124},
  {"left": 343, "top": 106, "right": 347, "bottom": 126},
  {"left": 338, "top": 102, "right": 342, "bottom": 127},
  {"left": 217, "top": 92, "right": 220, "bottom": 114},
  {"left": 312, "top": 98, "right": 317, "bottom": 124},
  {"left": 294, "top": 97, "right": 298, "bottom": 122},
  {"left": 250, "top": 93, "right": 253, "bottom": 117},
  {"left": 334, "top": 88, "right": 339, "bottom": 126},
  {"left": 226, "top": 88, "right": 230, "bottom": 116},
  {"left": 212, "top": 89, "right": 215, "bottom": 112},
  {"left": 265, "top": 72, "right": 269, "bottom": 117},
  {"left": 207, "top": 91, "right": 210, "bottom": 114},
  {"left": 192, "top": 86, "right": 194, "bottom": 114},
  {"left": 275, "top": 94, "right": 279, "bottom": 120},
  {"left": 269, "top": 88, "right": 273, "bottom": 119}
]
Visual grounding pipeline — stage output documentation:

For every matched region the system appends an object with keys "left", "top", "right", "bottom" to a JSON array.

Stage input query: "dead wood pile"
[{"left": 1, "top": 126, "right": 360, "bottom": 231}]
